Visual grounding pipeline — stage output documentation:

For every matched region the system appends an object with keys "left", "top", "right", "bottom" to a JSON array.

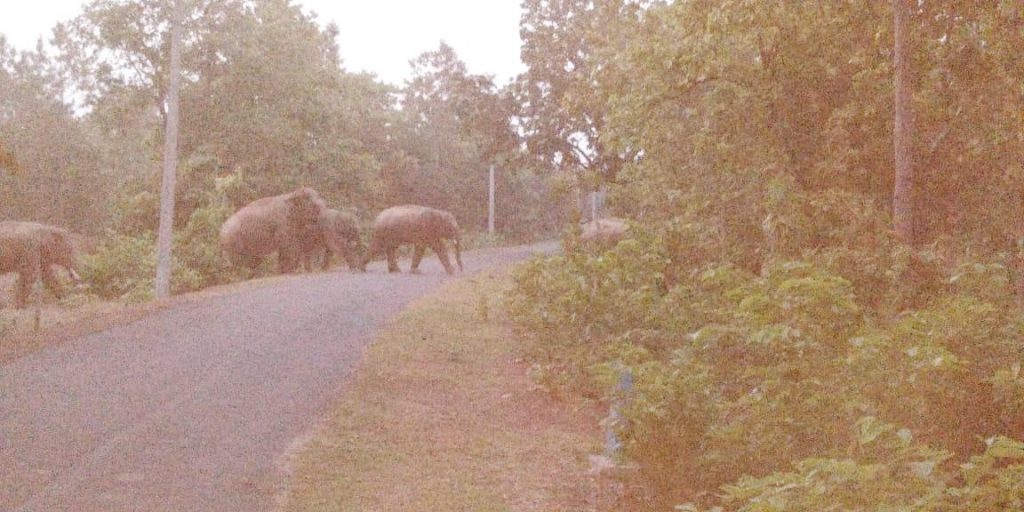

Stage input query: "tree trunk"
[
  {"left": 155, "top": 0, "right": 184, "bottom": 298},
  {"left": 892, "top": 0, "right": 915, "bottom": 246}
]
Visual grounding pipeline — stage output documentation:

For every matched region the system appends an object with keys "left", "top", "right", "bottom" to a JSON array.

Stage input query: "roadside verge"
[{"left": 280, "top": 268, "right": 606, "bottom": 511}]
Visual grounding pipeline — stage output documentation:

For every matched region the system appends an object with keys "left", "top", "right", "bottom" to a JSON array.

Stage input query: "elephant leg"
[
  {"left": 14, "top": 267, "right": 39, "bottom": 309},
  {"left": 430, "top": 240, "right": 454, "bottom": 275},
  {"left": 243, "top": 255, "right": 263, "bottom": 276},
  {"left": 40, "top": 265, "right": 65, "bottom": 300},
  {"left": 302, "top": 248, "right": 323, "bottom": 273},
  {"left": 341, "top": 245, "right": 361, "bottom": 271},
  {"left": 319, "top": 248, "right": 331, "bottom": 271},
  {"left": 386, "top": 247, "right": 400, "bottom": 273},
  {"left": 278, "top": 249, "right": 299, "bottom": 274},
  {"left": 362, "top": 238, "right": 381, "bottom": 270},
  {"left": 410, "top": 245, "right": 426, "bottom": 273}
]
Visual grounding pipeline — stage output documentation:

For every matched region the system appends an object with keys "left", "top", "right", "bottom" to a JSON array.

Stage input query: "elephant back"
[
  {"left": 0, "top": 221, "right": 61, "bottom": 273},
  {"left": 581, "top": 217, "right": 630, "bottom": 247},
  {"left": 220, "top": 187, "right": 327, "bottom": 261},
  {"left": 372, "top": 205, "right": 439, "bottom": 244}
]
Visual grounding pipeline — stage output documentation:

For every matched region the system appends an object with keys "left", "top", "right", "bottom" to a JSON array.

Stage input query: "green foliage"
[
  {"left": 79, "top": 208, "right": 230, "bottom": 299},
  {"left": 171, "top": 174, "right": 244, "bottom": 290},
  {"left": 79, "top": 232, "right": 158, "bottom": 300},
  {"left": 509, "top": 224, "right": 1024, "bottom": 507},
  {"left": 0, "top": 37, "right": 111, "bottom": 232},
  {"left": 682, "top": 421, "right": 1024, "bottom": 512}
]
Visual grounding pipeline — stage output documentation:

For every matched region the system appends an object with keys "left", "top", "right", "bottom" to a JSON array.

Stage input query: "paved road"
[{"left": 0, "top": 243, "right": 555, "bottom": 511}]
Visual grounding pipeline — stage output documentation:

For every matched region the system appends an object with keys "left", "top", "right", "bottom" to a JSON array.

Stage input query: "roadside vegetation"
[
  {"left": 506, "top": 2, "right": 1024, "bottom": 510},
  {"left": 283, "top": 272, "right": 606, "bottom": 511}
]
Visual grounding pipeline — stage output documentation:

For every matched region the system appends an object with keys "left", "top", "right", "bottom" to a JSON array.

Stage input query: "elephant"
[
  {"left": 218, "top": 187, "right": 328, "bottom": 274},
  {"left": 299, "top": 208, "right": 365, "bottom": 272},
  {"left": 0, "top": 221, "right": 80, "bottom": 308},
  {"left": 363, "top": 205, "right": 463, "bottom": 275},
  {"left": 580, "top": 217, "right": 630, "bottom": 249}
]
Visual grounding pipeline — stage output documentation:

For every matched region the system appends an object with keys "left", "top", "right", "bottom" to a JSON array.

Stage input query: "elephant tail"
[{"left": 453, "top": 236, "right": 463, "bottom": 272}]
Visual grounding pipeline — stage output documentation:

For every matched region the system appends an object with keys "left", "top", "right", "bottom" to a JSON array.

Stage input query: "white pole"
[
  {"left": 591, "top": 190, "right": 598, "bottom": 221},
  {"left": 488, "top": 165, "right": 495, "bottom": 234},
  {"left": 155, "top": 0, "right": 183, "bottom": 299}
]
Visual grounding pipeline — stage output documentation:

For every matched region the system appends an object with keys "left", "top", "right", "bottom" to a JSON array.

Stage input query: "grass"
[{"left": 280, "top": 269, "right": 608, "bottom": 511}]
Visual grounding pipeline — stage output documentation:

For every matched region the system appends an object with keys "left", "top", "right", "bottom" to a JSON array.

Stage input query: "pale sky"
[{"left": 0, "top": 0, "right": 526, "bottom": 86}]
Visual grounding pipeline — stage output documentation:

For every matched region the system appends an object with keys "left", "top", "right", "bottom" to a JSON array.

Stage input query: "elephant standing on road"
[
  {"left": 363, "top": 205, "right": 463, "bottom": 275},
  {"left": 0, "top": 221, "right": 80, "bottom": 308},
  {"left": 219, "top": 187, "right": 327, "bottom": 274},
  {"left": 300, "top": 208, "right": 365, "bottom": 272}
]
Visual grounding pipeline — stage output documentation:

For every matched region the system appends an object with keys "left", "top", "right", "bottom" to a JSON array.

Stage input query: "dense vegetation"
[
  {"left": 0, "top": 0, "right": 568, "bottom": 299},
  {"left": 508, "top": 1, "right": 1024, "bottom": 510}
]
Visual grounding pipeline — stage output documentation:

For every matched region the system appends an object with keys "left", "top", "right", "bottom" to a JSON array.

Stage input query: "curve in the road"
[{"left": 0, "top": 243, "right": 554, "bottom": 511}]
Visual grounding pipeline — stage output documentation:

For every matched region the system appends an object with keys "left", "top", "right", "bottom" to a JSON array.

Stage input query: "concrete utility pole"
[
  {"left": 488, "top": 165, "right": 496, "bottom": 234},
  {"left": 155, "top": 0, "right": 184, "bottom": 299}
]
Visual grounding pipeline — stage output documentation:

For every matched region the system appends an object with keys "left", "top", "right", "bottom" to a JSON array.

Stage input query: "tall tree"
[
  {"left": 515, "top": 0, "right": 642, "bottom": 189},
  {"left": 892, "top": 0, "right": 915, "bottom": 246},
  {"left": 397, "top": 43, "right": 517, "bottom": 229},
  {"left": 0, "top": 36, "right": 108, "bottom": 230}
]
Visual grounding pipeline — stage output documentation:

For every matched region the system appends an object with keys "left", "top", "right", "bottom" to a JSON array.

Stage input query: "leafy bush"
[
  {"left": 173, "top": 173, "right": 247, "bottom": 289},
  {"left": 682, "top": 419, "right": 1024, "bottom": 512},
  {"left": 82, "top": 172, "right": 249, "bottom": 300},
  {"left": 79, "top": 232, "right": 158, "bottom": 300},
  {"left": 79, "top": 230, "right": 211, "bottom": 300},
  {"left": 507, "top": 213, "right": 1024, "bottom": 509}
]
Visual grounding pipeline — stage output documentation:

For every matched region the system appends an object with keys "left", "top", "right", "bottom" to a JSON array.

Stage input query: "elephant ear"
[
  {"left": 43, "top": 228, "right": 78, "bottom": 271},
  {"left": 436, "top": 210, "right": 458, "bottom": 238}
]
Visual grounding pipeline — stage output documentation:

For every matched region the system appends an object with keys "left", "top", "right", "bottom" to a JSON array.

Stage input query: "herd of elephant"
[
  {"left": 218, "top": 187, "right": 463, "bottom": 277},
  {"left": 0, "top": 186, "right": 464, "bottom": 309}
]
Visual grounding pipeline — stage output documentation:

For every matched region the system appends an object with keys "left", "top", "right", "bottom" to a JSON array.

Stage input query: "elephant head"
[
  {"left": 303, "top": 209, "right": 366, "bottom": 272},
  {"left": 284, "top": 187, "right": 327, "bottom": 231},
  {"left": 40, "top": 227, "right": 80, "bottom": 281},
  {"left": 429, "top": 209, "right": 463, "bottom": 272}
]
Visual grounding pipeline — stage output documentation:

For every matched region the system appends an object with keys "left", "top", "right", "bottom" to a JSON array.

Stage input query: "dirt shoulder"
[{"left": 280, "top": 268, "right": 609, "bottom": 511}]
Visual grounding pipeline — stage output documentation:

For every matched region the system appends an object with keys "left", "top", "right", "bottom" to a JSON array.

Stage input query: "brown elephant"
[
  {"left": 218, "top": 187, "right": 327, "bottom": 274},
  {"left": 0, "top": 221, "right": 80, "bottom": 308},
  {"left": 299, "top": 208, "right": 365, "bottom": 272},
  {"left": 363, "top": 205, "right": 463, "bottom": 275},
  {"left": 580, "top": 217, "right": 630, "bottom": 249}
]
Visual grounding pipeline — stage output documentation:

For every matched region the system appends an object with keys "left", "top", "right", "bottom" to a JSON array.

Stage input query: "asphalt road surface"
[{"left": 0, "top": 242, "right": 555, "bottom": 511}]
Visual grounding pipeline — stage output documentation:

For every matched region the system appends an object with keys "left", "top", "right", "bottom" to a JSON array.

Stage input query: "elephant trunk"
[{"left": 453, "top": 236, "right": 463, "bottom": 272}]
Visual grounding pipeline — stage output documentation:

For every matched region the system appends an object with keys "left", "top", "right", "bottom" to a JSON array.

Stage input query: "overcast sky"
[{"left": 0, "top": 0, "right": 526, "bottom": 86}]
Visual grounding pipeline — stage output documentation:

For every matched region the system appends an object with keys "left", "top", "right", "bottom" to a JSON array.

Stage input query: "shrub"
[
  {"left": 507, "top": 214, "right": 1024, "bottom": 509},
  {"left": 173, "top": 193, "right": 238, "bottom": 290},
  {"left": 79, "top": 231, "right": 211, "bottom": 300},
  {"left": 79, "top": 232, "right": 158, "bottom": 300}
]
